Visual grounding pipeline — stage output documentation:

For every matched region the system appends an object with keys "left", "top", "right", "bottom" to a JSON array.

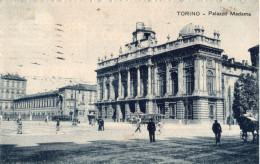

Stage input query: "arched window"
[
  {"left": 207, "top": 70, "right": 214, "bottom": 95},
  {"left": 171, "top": 72, "right": 178, "bottom": 95}
]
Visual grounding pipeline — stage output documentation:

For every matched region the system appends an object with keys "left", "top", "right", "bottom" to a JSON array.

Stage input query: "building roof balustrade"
[{"left": 97, "top": 35, "right": 221, "bottom": 70}]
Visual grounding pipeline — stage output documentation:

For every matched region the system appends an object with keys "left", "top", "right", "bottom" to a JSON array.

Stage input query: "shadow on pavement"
[{"left": 0, "top": 136, "right": 258, "bottom": 164}]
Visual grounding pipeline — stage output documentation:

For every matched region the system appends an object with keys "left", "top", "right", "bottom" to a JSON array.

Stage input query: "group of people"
[
  {"left": 133, "top": 118, "right": 162, "bottom": 142},
  {"left": 14, "top": 115, "right": 222, "bottom": 145},
  {"left": 136, "top": 118, "right": 222, "bottom": 144}
]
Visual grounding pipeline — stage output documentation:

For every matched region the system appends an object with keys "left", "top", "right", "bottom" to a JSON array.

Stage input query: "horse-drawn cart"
[{"left": 239, "top": 114, "right": 259, "bottom": 142}]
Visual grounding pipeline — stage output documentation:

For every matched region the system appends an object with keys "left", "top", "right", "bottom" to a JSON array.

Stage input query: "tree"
[{"left": 232, "top": 73, "right": 259, "bottom": 124}]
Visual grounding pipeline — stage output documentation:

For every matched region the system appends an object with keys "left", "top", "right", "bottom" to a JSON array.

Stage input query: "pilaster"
[
  {"left": 193, "top": 58, "right": 200, "bottom": 95},
  {"left": 135, "top": 101, "right": 140, "bottom": 113},
  {"left": 137, "top": 66, "right": 141, "bottom": 98},
  {"left": 154, "top": 66, "right": 158, "bottom": 96},
  {"left": 127, "top": 69, "right": 131, "bottom": 98},
  {"left": 109, "top": 75, "right": 115, "bottom": 101},
  {"left": 165, "top": 62, "right": 171, "bottom": 97},
  {"left": 176, "top": 60, "right": 183, "bottom": 96},
  {"left": 118, "top": 71, "right": 122, "bottom": 100},
  {"left": 146, "top": 65, "right": 153, "bottom": 98},
  {"left": 116, "top": 104, "right": 122, "bottom": 120},
  {"left": 125, "top": 102, "right": 130, "bottom": 119}
]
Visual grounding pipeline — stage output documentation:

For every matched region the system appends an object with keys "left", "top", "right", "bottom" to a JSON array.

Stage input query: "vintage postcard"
[{"left": 0, "top": 0, "right": 259, "bottom": 163}]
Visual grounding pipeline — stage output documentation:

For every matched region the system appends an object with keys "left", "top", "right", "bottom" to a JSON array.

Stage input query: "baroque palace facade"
[{"left": 95, "top": 22, "right": 257, "bottom": 123}]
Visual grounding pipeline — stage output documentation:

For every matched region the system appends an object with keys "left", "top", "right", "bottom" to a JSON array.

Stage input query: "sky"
[{"left": 0, "top": 0, "right": 259, "bottom": 94}]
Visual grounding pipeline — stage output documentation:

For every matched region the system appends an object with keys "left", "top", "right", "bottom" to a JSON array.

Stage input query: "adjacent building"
[
  {"left": 0, "top": 74, "right": 27, "bottom": 116},
  {"left": 59, "top": 84, "right": 97, "bottom": 121},
  {"left": 95, "top": 22, "right": 257, "bottom": 123},
  {"left": 7, "top": 84, "right": 96, "bottom": 121}
]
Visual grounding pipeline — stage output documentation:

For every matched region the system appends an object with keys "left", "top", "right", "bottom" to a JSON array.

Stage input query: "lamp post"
[{"left": 72, "top": 84, "right": 79, "bottom": 126}]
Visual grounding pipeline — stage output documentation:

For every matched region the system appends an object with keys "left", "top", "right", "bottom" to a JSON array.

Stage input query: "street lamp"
[{"left": 72, "top": 84, "right": 79, "bottom": 126}]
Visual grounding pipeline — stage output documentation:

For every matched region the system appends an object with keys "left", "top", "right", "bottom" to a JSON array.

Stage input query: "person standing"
[
  {"left": 98, "top": 117, "right": 102, "bottom": 131},
  {"left": 56, "top": 119, "right": 60, "bottom": 131},
  {"left": 147, "top": 118, "right": 156, "bottom": 142},
  {"left": 101, "top": 118, "right": 104, "bottom": 131},
  {"left": 157, "top": 121, "right": 163, "bottom": 134},
  {"left": 212, "top": 120, "right": 222, "bottom": 145},
  {"left": 135, "top": 119, "right": 141, "bottom": 133},
  {"left": 17, "top": 118, "right": 22, "bottom": 134}
]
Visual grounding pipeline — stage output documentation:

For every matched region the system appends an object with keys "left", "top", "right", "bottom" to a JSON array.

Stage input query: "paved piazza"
[{"left": 0, "top": 121, "right": 258, "bottom": 163}]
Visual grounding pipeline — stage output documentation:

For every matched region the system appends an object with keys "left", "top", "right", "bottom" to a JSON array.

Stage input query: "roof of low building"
[
  {"left": 14, "top": 90, "right": 59, "bottom": 100},
  {"left": 59, "top": 84, "right": 97, "bottom": 91},
  {"left": 1, "top": 74, "right": 27, "bottom": 81}
]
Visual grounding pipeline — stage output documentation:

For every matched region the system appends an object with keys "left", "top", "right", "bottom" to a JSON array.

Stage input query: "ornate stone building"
[{"left": 95, "top": 22, "right": 257, "bottom": 123}]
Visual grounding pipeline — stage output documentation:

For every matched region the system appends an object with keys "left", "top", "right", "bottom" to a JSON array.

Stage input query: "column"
[
  {"left": 137, "top": 66, "right": 141, "bottom": 97},
  {"left": 215, "top": 61, "right": 219, "bottom": 96},
  {"left": 147, "top": 65, "right": 152, "bottom": 97},
  {"left": 127, "top": 69, "right": 131, "bottom": 98},
  {"left": 108, "top": 105, "right": 113, "bottom": 119},
  {"left": 218, "top": 62, "right": 222, "bottom": 95},
  {"left": 125, "top": 103, "right": 130, "bottom": 119},
  {"left": 177, "top": 60, "right": 183, "bottom": 96},
  {"left": 103, "top": 77, "right": 107, "bottom": 100},
  {"left": 116, "top": 104, "right": 122, "bottom": 121},
  {"left": 203, "top": 59, "right": 207, "bottom": 92},
  {"left": 193, "top": 58, "right": 200, "bottom": 95},
  {"left": 118, "top": 71, "right": 122, "bottom": 99},
  {"left": 109, "top": 75, "right": 115, "bottom": 100},
  {"left": 154, "top": 66, "right": 158, "bottom": 96},
  {"left": 165, "top": 62, "right": 171, "bottom": 96},
  {"left": 135, "top": 101, "right": 140, "bottom": 113},
  {"left": 146, "top": 100, "right": 153, "bottom": 114}
]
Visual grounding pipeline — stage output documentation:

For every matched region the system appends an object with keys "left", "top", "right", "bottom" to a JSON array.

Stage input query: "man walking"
[
  {"left": 147, "top": 118, "right": 156, "bottom": 142},
  {"left": 101, "top": 118, "right": 104, "bottom": 131},
  {"left": 212, "top": 120, "right": 222, "bottom": 145},
  {"left": 56, "top": 119, "right": 60, "bottom": 131},
  {"left": 135, "top": 118, "right": 141, "bottom": 133}
]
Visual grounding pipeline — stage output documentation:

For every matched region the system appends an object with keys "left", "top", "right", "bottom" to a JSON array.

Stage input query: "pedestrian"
[
  {"left": 157, "top": 121, "right": 163, "bottom": 134},
  {"left": 100, "top": 118, "right": 104, "bottom": 131},
  {"left": 98, "top": 117, "right": 102, "bottom": 131},
  {"left": 90, "top": 119, "right": 95, "bottom": 126},
  {"left": 147, "top": 118, "right": 156, "bottom": 142},
  {"left": 212, "top": 120, "right": 222, "bottom": 145},
  {"left": 135, "top": 119, "right": 141, "bottom": 133},
  {"left": 56, "top": 119, "right": 60, "bottom": 131},
  {"left": 17, "top": 118, "right": 22, "bottom": 134}
]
